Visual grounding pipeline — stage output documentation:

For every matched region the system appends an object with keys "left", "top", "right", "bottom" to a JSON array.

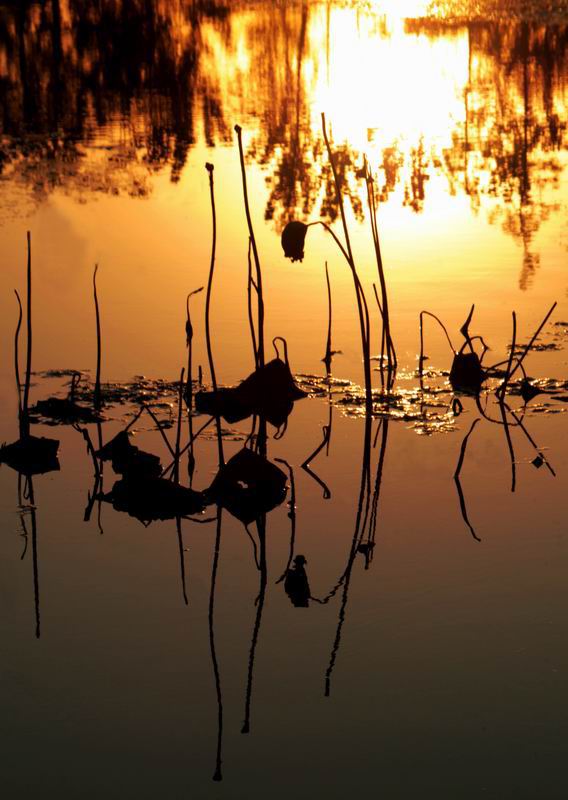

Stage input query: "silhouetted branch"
[{"left": 453, "top": 418, "right": 481, "bottom": 542}]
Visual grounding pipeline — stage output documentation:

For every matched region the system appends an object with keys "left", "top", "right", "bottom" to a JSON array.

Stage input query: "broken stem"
[{"left": 453, "top": 418, "right": 481, "bottom": 542}]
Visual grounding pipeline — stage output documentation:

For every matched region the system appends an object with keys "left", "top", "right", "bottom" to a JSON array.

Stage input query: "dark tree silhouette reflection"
[
  {"left": 0, "top": 0, "right": 231, "bottom": 197},
  {"left": 427, "top": 20, "right": 568, "bottom": 288},
  {"left": 0, "top": 2, "right": 565, "bottom": 279},
  {"left": 247, "top": 0, "right": 364, "bottom": 229}
]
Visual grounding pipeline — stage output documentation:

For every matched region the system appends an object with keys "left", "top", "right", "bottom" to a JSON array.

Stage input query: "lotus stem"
[
  {"left": 364, "top": 160, "right": 396, "bottom": 380},
  {"left": 21, "top": 231, "right": 32, "bottom": 439},
  {"left": 320, "top": 115, "right": 372, "bottom": 412},
  {"left": 235, "top": 125, "right": 264, "bottom": 368},
  {"left": 204, "top": 162, "right": 224, "bottom": 468},
  {"left": 93, "top": 264, "right": 102, "bottom": 411},
  {"left": 173, "top": 368, "right": 184, "bottom": 485},
  {"left": 14, "top": 290, "right": 23, "bottom": 424}
]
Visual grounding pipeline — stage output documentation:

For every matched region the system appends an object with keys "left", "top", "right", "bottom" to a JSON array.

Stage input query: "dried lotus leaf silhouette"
[
  {"left": 101, "top": 477, "right": 206, "bottom": 524},
  {"left": 29, "top": 374, "right": 104, "bottom": 424},
  {"left": 449, "top": 351, "right": 484, "bottom": 395},
  {"left": 205, "top": 448, "right": 288, "bottom": 525},
  {"left": 96, "top": 424, "right": 207, "bottom": 524},
  {"left": 519, "top": 378, "right": 542, "bottom": 402},
  {"left": 0, "top": 436, "right": 60, "bottom": 476},
  {"left": 195, "top": 357, "right": 307, "bottom": 427},
  {"left": 96, "top": 430, "right": 162, "bottom": 480},
  {"left": 281, "top": 221, "right": 308, "bottom": 262}
]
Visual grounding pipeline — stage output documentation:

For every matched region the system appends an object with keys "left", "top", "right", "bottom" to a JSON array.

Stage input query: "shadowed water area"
[{"left": 0, "top": 1, "right": 567, "bottom": 798}]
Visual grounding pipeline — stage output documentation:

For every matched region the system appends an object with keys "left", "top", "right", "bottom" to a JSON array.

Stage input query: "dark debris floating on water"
[
  {"left": 196, "top": 358, "right": 307, "bottom": 428},
  {"left": 449, "top": 351, "right": 485, "bottom": 395},
  {"left": 29, "top": 397, "right": 104, "bottom": 425},
  {"left": 95, "top": 430, "right": 162, "bottom": 480},
  {"left": 100, "top": 477, "right": 206, "bottom": 524},
  {"left": 0, "top": 435, "right": 60, "bottom": 476},
  {"left": 204, "top": 447, "right": 288, "bottom": 525}
]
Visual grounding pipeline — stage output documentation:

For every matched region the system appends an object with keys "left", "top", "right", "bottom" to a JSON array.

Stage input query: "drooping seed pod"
[{"left": 281, "top": 221, "right": 308, "bottom": 262}]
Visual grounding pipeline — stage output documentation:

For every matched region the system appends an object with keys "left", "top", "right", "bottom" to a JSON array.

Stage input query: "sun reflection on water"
[{"left": 0, "top": 0, "right": 566, "bottom": 384}]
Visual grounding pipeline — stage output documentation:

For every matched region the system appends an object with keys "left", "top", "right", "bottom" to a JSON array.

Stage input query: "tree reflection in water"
[
  {"left": 0, "top": 3, "right": 566, "bottom": 272},
  {"left": 423, "top": 19, "right": 568, "bottom": 288},
  {"left": 0, "top": 0, "right": 231, "bottom": 198}
]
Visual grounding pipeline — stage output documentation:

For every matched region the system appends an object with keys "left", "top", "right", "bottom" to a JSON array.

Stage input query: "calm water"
[{"left": 1, "top": 2, "right": 567, "bottom": 797}]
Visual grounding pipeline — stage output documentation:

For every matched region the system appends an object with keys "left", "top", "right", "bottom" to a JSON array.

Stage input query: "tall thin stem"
[
  {"left": 27, "top": 478, "right": 41, "bottom": 638},
  {"left": 208, "top": 510, "right": 224, "bottom": 781},
  {"left": 14, "top": 290, "right": 23, "bottom": 424},
  {"left": 246, "top": 237, "right": 259, "bottom": 368},
  {"left": 497, "top": 312, "right": 517, "bottom": 401},
  {"left": 21, "top": 231, "right": 32, "bottom": 439},
  {"left": 320, "top": 115, "right": 372, "bottom": 411},
  {"left": 175, "top": 516, "right": 188, "bottom": 606},
  {"left": 204, "top": 162, "right": 224, "bottom": 468},
  {"left": 321, "top": 114, "right": 355, "bottom": 264},
  {"left": 235, "top": 125, "right": 265, "bottom": 367},
  {"left": 241, "top": 514, "right": 267, "bottom": 734},
  {"left": 93, "top": 264, "right": 102, "bottom": 411},
  {"left": 173, "top": 368, "right": 185, "bottom": 485},
  {"left": 365, "top": 163, "right": 396, "bottom": 378},
  {"left": 507, "top": 302, "right": 556, "bottom": 384},
  {"left": 323, "top": 262, "right": 332, "bottom": 374},
  {"left": 185, "top": 287, "right": 202, "bottom": 486},
  {"left": 500, "top": 401, "right": 517, "bottom": 493},
  {"left": 324, "top": 412, "right": 372, "bottom": 695}
]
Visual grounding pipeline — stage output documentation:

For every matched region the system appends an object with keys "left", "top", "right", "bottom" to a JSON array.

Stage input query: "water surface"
[{"left": 1, "top": 2, "right": 567, "bottom": 797}]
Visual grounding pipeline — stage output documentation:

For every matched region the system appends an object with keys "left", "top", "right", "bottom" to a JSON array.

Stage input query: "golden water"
[{"left": 0, "top": 2, "right": 567, "bottom": 797}]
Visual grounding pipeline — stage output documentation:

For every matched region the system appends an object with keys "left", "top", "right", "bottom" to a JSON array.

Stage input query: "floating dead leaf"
[{"left": 0, "top": 435, "right": 60, "bottom": 476}]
